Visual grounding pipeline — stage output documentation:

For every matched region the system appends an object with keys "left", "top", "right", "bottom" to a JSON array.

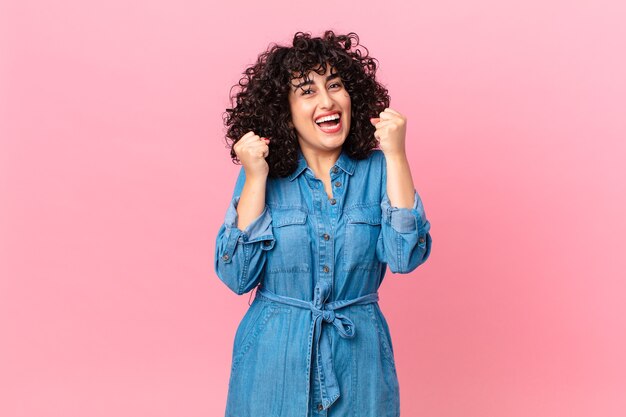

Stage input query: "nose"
[{"left": 317, "top": 88, "right": 334, "bottom": 109}]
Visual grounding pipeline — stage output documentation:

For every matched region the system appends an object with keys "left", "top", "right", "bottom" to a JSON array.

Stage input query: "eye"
[
  {"left": 329, "top": 82, "right": 342, "bottom": 89},
  {"left": 301, "top": 88, "right": 313, "bottom": 95}
]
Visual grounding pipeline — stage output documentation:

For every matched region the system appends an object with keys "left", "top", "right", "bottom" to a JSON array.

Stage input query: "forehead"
[{"left": 289, "top": 65, "right": 340, "bottom": 91}]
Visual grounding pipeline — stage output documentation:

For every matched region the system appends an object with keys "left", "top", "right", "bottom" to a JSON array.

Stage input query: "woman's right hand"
[{"left": 234, "top": 131, "right": 271, "bottom": 178}]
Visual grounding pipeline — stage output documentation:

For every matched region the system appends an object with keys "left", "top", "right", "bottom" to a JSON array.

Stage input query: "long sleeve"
[
  {"left": 214, "top": 167, "right": 275, "bottom": 295},
  {"left": 376, "top": 155, "right": 432, "bottom": 274}
]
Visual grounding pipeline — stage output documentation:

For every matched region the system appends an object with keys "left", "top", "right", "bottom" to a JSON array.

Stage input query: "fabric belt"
[{"left": 255, "top": 284, "right": 379, "bottom": 411}]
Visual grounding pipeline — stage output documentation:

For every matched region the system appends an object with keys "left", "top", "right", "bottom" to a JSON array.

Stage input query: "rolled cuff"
[
  {"left": 224, "top": 195, "right": 275, "bottom": 246},
  {"left": 381, "top": 190, "right": 427, "bottom": 234}
]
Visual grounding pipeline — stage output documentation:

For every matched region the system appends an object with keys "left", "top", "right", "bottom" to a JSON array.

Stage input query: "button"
[
  {"left": 323, "top": 233, "right": 330, "bottom": 241},
  {"left": 322, "top": 265, "right": 329, "bottom": 273},
  {"left": 418, "top": 236, "right": 426, "bottom": 244},
  {"left": 334, "top": 181, "right": 341, "bottom": 187},
  {"left": 317, "top": 404, "right": 324, "bottom": 411},
  {"left": 329, "top": 198, "right": 336, "bottom": 205},
  {"left": 331, "top": 166, "right": 338, "bottom": 174},
  {"left": 222, "top": 253, "right": 230, "bottom": 261}
]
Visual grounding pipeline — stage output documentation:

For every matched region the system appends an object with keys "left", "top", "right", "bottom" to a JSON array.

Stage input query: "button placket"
[{"left": 322, "top": 191, "right": 336, "bottom": 305}]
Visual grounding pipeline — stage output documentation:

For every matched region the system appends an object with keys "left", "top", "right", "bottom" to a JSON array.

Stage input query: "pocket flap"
[
  {"left": 272, "top": 209, "right": 308, "bottom": 227},
  {"left": 346, "top": 206, "right": 382, "bottom": 225}
]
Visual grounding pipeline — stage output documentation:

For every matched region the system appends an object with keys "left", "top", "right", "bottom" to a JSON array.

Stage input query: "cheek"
[
  {"left": 295, "top": 112, "right": 312, "bottom": 128},
  {"left": 343, "top": 94, "right": 351, "bottom": 110},
  {"left": 291, "top": 108, "right": 306, "bottom": 125}
]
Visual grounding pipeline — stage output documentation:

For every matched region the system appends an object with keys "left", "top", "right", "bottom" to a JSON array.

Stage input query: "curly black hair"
[{"left": 222, "top": 30, "right": 390, "bottom": 178}]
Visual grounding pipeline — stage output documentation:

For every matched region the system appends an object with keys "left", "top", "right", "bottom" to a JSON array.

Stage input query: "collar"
[{"left": 288, "top": 148, "right": 356, "bottom": 181}]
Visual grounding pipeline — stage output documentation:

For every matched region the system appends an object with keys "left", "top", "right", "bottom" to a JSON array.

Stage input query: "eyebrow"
[{"left": 293, "top": 73, "right": 341, "bottom": 91}]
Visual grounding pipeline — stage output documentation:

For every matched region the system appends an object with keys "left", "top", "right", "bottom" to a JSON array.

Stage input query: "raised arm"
[
  {"left": 214, "top": 132, "right": 275, "bottom": 294},
  {"left": 372, "top": 109, "right": 432, "bottom": 273}
]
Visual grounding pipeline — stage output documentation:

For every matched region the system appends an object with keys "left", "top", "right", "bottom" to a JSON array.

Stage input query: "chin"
[{"left": 323, "top": 139, "right": 347, "bottom": 152}]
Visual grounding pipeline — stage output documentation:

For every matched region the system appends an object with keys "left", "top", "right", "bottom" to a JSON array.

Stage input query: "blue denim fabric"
[{"left": 214, "top": 149, "right": 432, "bottom": 417}]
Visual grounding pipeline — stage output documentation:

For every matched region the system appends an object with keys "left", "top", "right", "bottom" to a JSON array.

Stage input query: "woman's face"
[{"left": 288, "top": 64, "right": 351, "bottom": 155}]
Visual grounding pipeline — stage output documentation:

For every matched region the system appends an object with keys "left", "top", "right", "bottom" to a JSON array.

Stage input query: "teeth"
[{"left": 315, "top": 114, "right": 340, "bottom": 124}]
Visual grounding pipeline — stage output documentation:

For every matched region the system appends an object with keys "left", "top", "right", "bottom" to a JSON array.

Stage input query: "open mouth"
[{"left": 315, "top": 113, "right": 342, "bottom": 133}]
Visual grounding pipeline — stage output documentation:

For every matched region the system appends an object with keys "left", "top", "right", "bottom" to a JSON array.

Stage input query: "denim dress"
[{"left": 214, "top": 149, "right": 432, "bottom": 417}]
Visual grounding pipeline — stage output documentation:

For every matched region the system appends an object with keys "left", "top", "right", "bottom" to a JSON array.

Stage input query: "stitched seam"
[
  {"left": 231, "top": 305, "right": 273, "bottom": 373},
  {"left": 238, "top": 239, "right": 251, "bottom": 294},
  {"left": 367, "top": 305, "right": 396, "bottom": 367},
  {"left": 396, "top": 233, "right": 404, "bottom": 273}
]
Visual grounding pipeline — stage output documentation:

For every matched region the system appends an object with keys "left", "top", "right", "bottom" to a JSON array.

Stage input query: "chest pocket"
[
  {"left": 266, "top": 208, "right": 312, "bottom": 274},
  {"left": 343, "top": 205, "right": 382, "bottom": 271}
]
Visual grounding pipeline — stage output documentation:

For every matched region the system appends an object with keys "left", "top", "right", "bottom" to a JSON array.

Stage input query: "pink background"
[{"left": 1, "top": 0, "right": 625, "bottom": 416}]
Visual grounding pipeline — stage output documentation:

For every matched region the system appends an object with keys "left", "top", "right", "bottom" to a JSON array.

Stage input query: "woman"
[{"left": 214, "top": 30, "right": 432, "bottom": 417}]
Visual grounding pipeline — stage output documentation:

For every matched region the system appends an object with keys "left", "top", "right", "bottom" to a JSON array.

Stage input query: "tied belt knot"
[
  {"left": 313, "top": 307, "right": 354, "bottom": 338},
  {"left": 256, "top": 284, "right": 379, "bottom": 412},
  {"left": 320, "top": 309, "right": 335, "bottom": 323}
]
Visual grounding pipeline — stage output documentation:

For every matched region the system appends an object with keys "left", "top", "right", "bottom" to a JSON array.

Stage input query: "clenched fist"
[
  {"left": 233, "top": 131, "right": 271, "bottom": 179},
  {"left": 370, "top": 107, "right": 407, "bottom": 158}
]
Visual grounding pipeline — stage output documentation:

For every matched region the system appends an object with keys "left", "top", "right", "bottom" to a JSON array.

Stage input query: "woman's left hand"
[{"left": 370, "top": 108, "right": 407, "bottom": 157}]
